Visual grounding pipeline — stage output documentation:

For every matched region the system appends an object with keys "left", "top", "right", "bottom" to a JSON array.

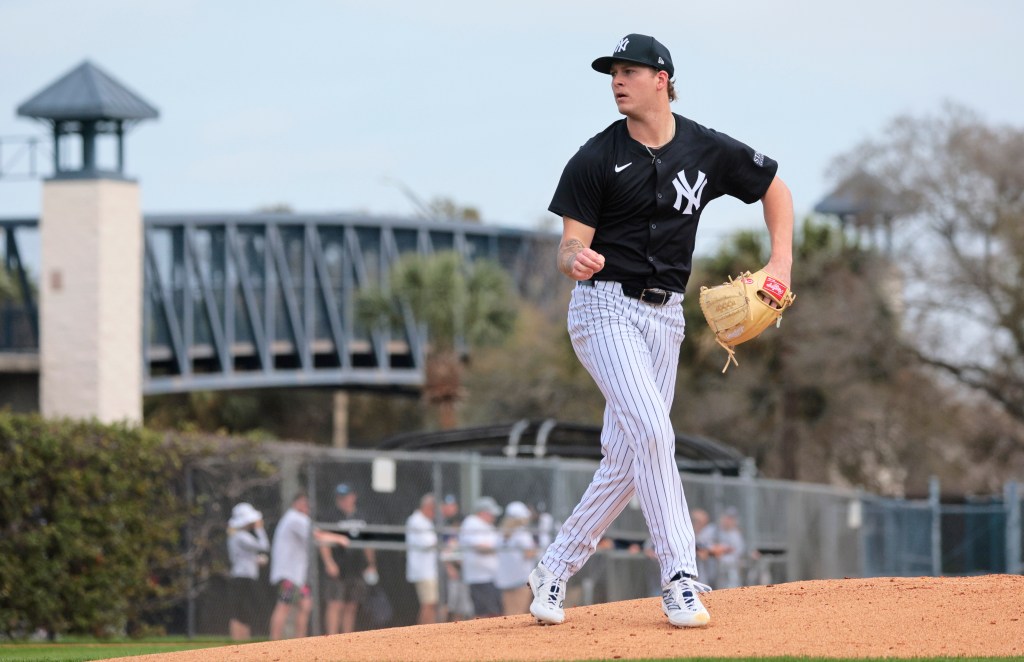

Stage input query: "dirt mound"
[{"left": 115, "top": 575, "right": 1024, "bottom": 661}]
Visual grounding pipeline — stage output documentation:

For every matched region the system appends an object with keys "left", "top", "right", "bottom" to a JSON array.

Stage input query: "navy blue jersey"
[{"left": 549, "top": 114, "right": 777, "bottom": 292}]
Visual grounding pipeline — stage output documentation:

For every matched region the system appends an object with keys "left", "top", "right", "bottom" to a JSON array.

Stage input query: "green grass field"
[
  {"left": 0, "top": 641, "right": 1020, "bottom": 662},
  {"left": 0, "top": 637, "right": 230, "bottom": 662}
]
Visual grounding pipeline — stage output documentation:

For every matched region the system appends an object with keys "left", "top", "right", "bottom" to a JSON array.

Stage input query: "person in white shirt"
[
  {"left": 495, "top": 501, "right": 537, "bottom": 615},
  {"left": 226, "top": 502, "right": 269, "bottom": 640},
  {"left": 458, "top": 496, "right": 503, "bottom": 618},
  {"left": 405, "top": 493, "right": 442, "bottom": 624},
  {"left": 714, "top": 507, "right": 747, "bottom": 589},
  {"left": 691, "top": 508, "right": 718, "bottom": 588},
  {"left": 440, "top": 495, "right": 474, "bottom": 621},
  {"left": 268, "top": 491, "right": 349, "bottom": 640}
]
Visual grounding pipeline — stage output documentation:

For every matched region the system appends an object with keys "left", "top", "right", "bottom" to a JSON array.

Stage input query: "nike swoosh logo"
[{"left": 614, "top": 162, "right": 632, "bottom": 173}]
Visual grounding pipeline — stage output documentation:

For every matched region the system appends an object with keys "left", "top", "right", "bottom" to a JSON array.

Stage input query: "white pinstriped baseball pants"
[{"left": 539, "top": 280, "right": 698, "bottom": 587}]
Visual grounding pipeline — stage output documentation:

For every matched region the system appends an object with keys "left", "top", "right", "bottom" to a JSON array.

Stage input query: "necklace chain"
[{"left": 643, "top": 122, "right": 676, "bottom": 162}]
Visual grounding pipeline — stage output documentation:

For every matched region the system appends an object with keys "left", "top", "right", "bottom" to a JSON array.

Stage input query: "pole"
[
  {"left": 1005, "top": 481, "right": 1021, "bottom": 575},
  {"left": 433, "top": 460, "right": 446, "bottom": 623},
  {"left": 308, "top": 467, "right": 321, "bottom": 636},
  {"left": 929, "top": 476, "right": 942, "bottom": 577},
  {"left": 185, "top": 465, "right": 196, "bottom": 639}
]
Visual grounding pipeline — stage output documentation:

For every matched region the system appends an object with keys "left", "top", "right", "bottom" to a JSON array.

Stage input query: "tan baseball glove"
[{"left": 698, "top": 269, "right": 795, "bottom": 373}]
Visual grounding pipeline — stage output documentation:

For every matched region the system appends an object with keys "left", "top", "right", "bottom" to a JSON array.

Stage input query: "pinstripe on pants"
[{"left": 539, "top": 280, "right": 698, "bottom": 586}]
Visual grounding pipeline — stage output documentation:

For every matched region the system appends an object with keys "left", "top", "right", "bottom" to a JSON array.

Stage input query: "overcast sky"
[{"left": 2, "top": 0, "right": 1023, "bottom": 252}]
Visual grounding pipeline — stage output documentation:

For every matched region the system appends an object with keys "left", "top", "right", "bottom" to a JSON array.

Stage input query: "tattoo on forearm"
[{"left": 560, "top": 239, "right": 585, "bottom": 275}]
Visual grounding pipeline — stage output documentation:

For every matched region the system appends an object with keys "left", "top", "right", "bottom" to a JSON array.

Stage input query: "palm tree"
[{"left": 358, "top": 251, "right": 517, "bottom": 429}]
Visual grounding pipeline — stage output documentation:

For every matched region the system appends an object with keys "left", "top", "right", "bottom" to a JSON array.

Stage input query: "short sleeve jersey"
[{"left": 549, "top": 114, "right": 778, "bottom": 292}]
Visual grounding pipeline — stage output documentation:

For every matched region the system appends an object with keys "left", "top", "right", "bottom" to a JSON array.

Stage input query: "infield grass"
[{"left": 0, "top": 636, "right": 230, "bottom": 661}]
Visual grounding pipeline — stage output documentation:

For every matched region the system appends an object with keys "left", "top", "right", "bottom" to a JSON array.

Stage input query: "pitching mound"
[{"left": 118, "top": 575, "right": 1024, "bottom": 661}]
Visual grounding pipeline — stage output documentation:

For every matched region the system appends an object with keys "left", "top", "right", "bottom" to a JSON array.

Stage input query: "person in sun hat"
[{"left": 226, "top": 502, "right": 269, "bottom": 640}]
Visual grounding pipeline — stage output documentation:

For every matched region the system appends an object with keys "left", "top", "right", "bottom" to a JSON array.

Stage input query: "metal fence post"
[
  {"left": 185, "top": 464, "right": 196, "bottom": 639},
  {"left": 852, "top": 489, "right": 866, "bottom": 578},
  {"left": 1005, "top": 481, "right": 1021, "bottom": 575},
  {"left": 308, "top": 466, "right": 321, "bottom": 636},
  {"left": 550, "top": 459, "right": 565, "bottom": 523},
  {"left": 929, "top": 476, "right": 942, "bottom": 576},
  {"left": 463, "top": 452, "right": 481, "bottom": 506},
  {"left": 740, "top": 460, "right": 759, "bottom": 569},
  {"left": 711, "top": 470, "right": 725, "bottom": 522},
  {"left": 884, "top": 499, "right": 899, "bottom": 576},
  {"left": 432, "top": 459, "right": 446, "bottom": 623}
]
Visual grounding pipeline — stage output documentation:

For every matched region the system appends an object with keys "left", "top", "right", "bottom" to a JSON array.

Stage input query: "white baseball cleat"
[
  {"left": 661, "top": 575, "right": 712, "bottom": 627},
  {"left": 528, "top": 563, "right": 566, "bottom": 625}
]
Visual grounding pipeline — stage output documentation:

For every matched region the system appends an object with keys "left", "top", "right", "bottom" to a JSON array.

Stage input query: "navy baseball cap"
[
  {"left": 592, "top": 33, "right": 674, "bottom": 78},
  {"left": 335, "top": 483, "right": 353, "bottom": 496}
]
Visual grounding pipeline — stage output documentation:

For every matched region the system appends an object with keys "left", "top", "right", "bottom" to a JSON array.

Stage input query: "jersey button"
[
  {"left": 648, "top": 256, "right": 654, "bottom": 262},
  {"left": 657, "top": 193, "right": 663, "bottom": 199},
  {"left": 651, "top": 224, "right": 657, "bottom": 229},
  {"left": 657, "top": 159, "right": 662, "bottom": 164}
]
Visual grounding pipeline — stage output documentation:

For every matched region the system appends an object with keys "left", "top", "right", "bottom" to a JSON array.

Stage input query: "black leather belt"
[{"left": 581, "top": 279, "right": 675, "bottom": 306}]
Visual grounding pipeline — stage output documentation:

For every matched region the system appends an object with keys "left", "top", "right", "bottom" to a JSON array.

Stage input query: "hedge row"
[{"left": 0, "top": 414, "right": 191, "bottom": 638}]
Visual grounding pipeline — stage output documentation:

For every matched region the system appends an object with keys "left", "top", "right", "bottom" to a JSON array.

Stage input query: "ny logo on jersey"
[
  {"left": 614, "top": 37, "right": 629, "bottom": 53},
  {"left": 672, "top": 169, "right": 707, "bottom": 215}
]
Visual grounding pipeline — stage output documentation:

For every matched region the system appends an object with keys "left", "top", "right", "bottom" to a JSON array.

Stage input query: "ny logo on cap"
[{"left": 614, "top": 37, "right": 629, "bottom": 53}]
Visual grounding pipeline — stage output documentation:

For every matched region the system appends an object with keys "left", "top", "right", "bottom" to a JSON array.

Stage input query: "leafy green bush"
[{"left": 0, "top": 414, "right": 189, "bottom": 638}]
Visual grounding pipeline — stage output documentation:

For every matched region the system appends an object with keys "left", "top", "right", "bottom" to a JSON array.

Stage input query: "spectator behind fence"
[
  {"left": 536, "top": 507, "right": 555, "bottom": 550},
  {"left": 495, "top": 501, "right": 537, "bottom": 615},
  {"left": 440, "top": 494, "right": 474, "bottom": 621},
  {"left": 713, "top": 507, "right": 746, "bottom": 589},
  {"left": 226, "top": 502, "right": 269, "bottom": 641},
  {"left": 459, "top": 496, "right": 503, "bottom": 618},
  {"left": 691, "top": 508, "right": 717, "bottom": 587},
  {"left": 320, "top": 483, "right": 377, "bottom": 634},
  {"left": 269, "top": 491, "right": 349, "bottom": 640},
  {"left": 405, "top": 494, "right": 442, "bottom": 624}
]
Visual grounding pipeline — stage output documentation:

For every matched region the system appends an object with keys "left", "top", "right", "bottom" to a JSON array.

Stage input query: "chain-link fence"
[{"left": 179, "top": 443, "right": 1024, "bottom": 638}]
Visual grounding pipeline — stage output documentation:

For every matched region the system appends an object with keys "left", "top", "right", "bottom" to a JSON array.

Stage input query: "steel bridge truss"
[
  {"left": 0, "top": 213, "right": 556, "bottom": 395},
  {"left": 143, "top": 213, "right": 553, "bottom": 394}
]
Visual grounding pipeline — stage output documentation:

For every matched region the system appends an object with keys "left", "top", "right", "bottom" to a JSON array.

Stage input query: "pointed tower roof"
[{"left": 17, "top": 60, "right": 159, "bottom": 122}]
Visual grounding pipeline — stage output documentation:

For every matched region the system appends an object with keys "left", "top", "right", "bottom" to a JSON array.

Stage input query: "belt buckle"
[{"left": 641, "top": 288, "right": 670, "bottom": 305}]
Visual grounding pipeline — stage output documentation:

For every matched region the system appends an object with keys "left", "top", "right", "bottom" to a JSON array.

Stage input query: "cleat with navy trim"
[
  {"left": 662, "top": 575, "right": 711, "bottom": 627},
  {"left": 528, "top": 563, "right": 566, "bottom": 624}
]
